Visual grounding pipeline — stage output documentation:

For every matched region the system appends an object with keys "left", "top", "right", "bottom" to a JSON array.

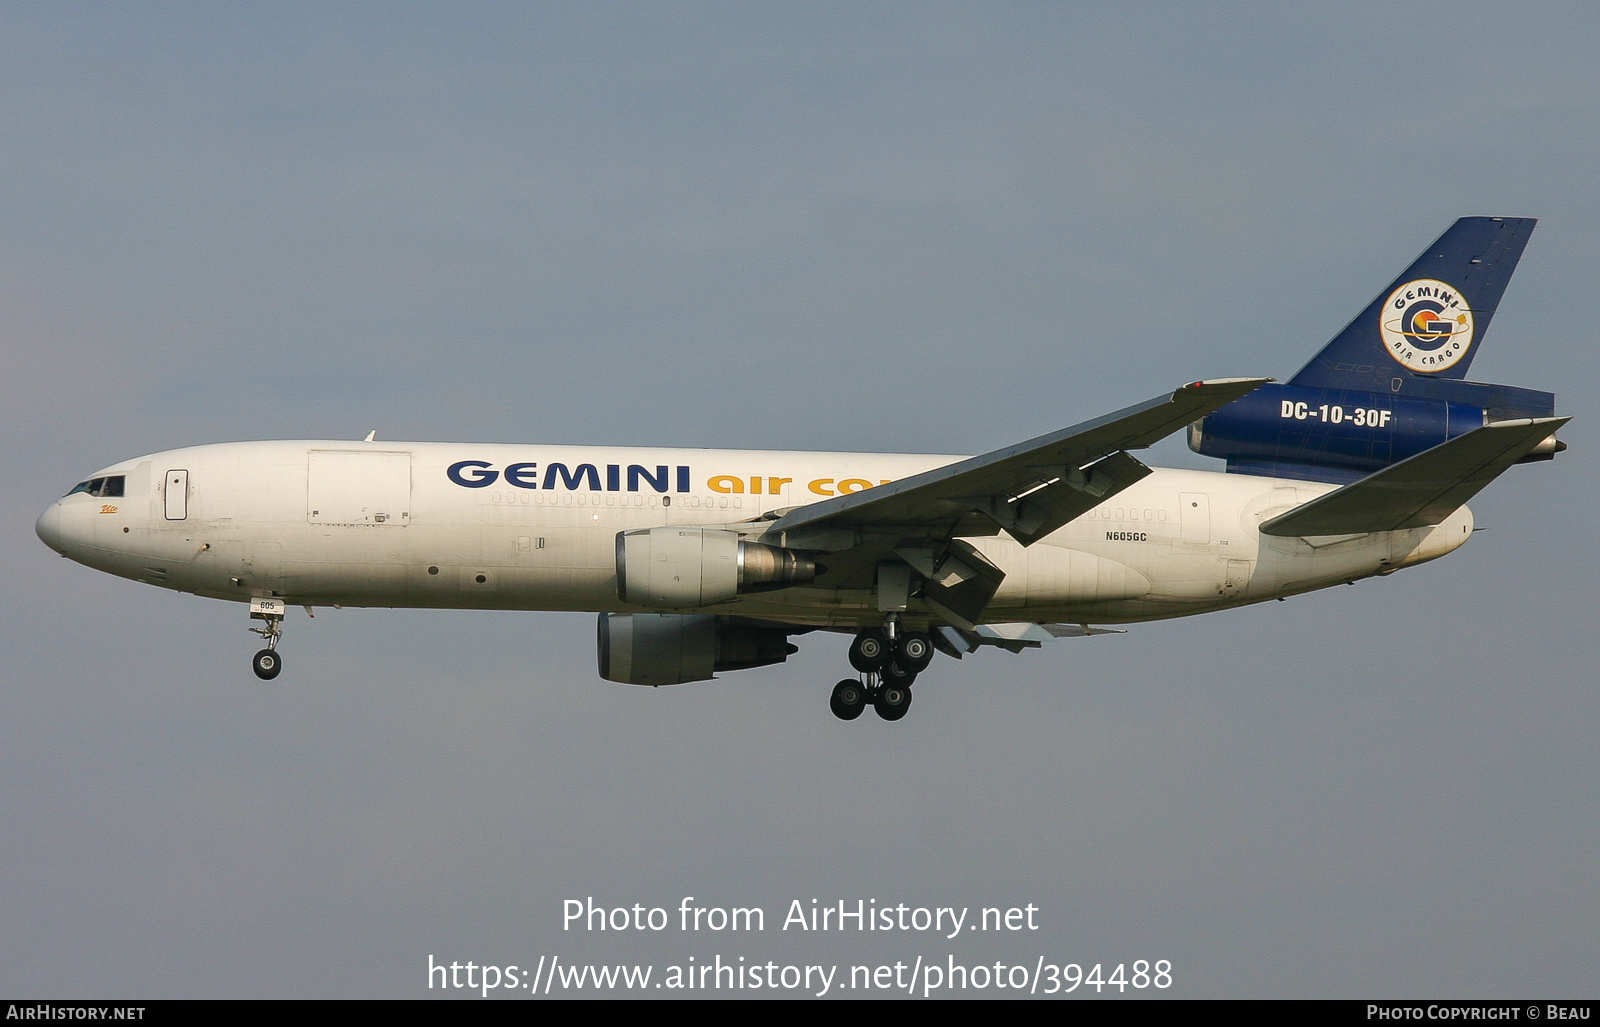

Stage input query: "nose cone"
[{"left": 35, "top": 502, "right": 64, "bottom": 553}]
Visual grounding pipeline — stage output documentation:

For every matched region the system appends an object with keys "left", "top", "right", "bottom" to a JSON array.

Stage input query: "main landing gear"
[
  {"left": 832, "top": 619, "right": 935, "bottom": 722},
  {"left": 249, "top": 597, "right": 286, "bottom": 680}
]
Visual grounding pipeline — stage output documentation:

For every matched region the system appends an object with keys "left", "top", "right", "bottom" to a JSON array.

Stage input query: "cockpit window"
[{"left": 64, "top": 475, "right": 125, "bottom": 498}]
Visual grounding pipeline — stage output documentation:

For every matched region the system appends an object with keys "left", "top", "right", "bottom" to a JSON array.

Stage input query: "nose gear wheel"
[{"left": 252, "top": 648, "right": 282, "bottom": 680}]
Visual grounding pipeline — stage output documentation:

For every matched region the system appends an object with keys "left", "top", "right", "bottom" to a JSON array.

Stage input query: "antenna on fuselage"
[{"left": 363, "top": 430, "right": 376, "bottom": 442}]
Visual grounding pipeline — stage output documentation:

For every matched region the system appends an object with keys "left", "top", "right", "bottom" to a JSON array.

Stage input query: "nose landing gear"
[{"left": 248, "top": 597, "right": 286, "bottom": 680}]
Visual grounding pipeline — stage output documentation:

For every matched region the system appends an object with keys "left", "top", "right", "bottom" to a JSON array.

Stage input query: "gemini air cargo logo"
[{"left": 1379, "top": 278, "right": 1475, "bottom": 373}]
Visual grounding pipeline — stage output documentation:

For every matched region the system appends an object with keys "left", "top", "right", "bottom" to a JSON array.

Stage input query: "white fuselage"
[{"left": 35, "top": 440, "right": 1473, "bottom": 629}]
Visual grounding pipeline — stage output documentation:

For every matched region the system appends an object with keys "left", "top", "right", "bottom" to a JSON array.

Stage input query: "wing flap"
[
  {"left": 907, "top": 539, "right": 1006, "bottom": 629},
  {"left": 1261, "top": 417, "right": 1569, "bottom": 537},
  {"left": 937, "top": 622, "right": 1127, "bottom": 655}
]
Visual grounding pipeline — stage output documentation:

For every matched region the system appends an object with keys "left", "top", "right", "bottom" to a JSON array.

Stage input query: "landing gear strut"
[{"left": 249, "top": 597, "right": 286, "bottom": 680}]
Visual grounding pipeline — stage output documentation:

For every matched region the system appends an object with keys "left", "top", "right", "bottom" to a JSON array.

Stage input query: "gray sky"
[{"left": 3, "top": 3, "right": 1596, "bottom": 998}]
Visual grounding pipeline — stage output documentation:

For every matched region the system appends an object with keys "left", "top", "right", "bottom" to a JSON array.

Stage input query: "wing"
[
  {"left": 1261, "top": 417, "right": 1569, "bottom": 537},
  {"left": 758, "top": 377, "right": 1269, "bottom": 628},
  {"left": 768, "top": 378, "right": 1269, "bottom": 547}
]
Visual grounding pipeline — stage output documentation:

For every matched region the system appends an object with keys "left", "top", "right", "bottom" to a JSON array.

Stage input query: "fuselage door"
[
  {"left": 308, "top": 450, "right": 412, "bottom": 525},
  {"left": 1179, "top": 492, "right": 1210, "bottom": 544},
  {"left": 164, "top": 469, "right": 189, "bottom": 520}
]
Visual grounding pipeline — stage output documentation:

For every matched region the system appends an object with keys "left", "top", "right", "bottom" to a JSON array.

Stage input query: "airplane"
[{"left": 35, "top": 217, "right": 1567, "bottom": 721}]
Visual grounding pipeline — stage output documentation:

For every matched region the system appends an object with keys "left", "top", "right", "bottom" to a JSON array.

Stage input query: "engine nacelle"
[
  {"left": 1188, "top": 382, "right": 1486, "bottom": 482},
  {"left": 596, "top": 612, "right": 798, "bottom": 685},
  {"left": 615, "top": 526, "right": 817, "bottom": 608}
]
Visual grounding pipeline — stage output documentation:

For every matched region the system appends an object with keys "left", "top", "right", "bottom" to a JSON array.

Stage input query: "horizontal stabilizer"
[{"left": 1260, "top": 417, "right": 1569, "bottom": 537}]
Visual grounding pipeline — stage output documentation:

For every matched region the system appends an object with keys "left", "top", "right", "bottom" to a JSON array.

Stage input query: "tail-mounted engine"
[
  {"left": 616, "top": 526, "right": 817, "bottom": 608},
  {"left": 1189, "top": 382, "right": 1559, "bottom": 482}
]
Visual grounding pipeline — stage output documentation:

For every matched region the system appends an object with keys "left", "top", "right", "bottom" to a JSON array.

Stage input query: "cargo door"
[{"left": 308, "top": 451, "right": 412, "bottom": 525}]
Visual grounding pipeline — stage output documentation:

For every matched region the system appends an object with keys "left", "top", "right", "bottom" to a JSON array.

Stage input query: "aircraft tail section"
[
  {"left": 1259, "top": 417, "right": 1568, "bottom": 537},
  {"left": 1290, "top": 216, "right": 1536, "bottom": 395},
  {"left": 1190, "top": 217, "right": 1560, "bottom": 483}
]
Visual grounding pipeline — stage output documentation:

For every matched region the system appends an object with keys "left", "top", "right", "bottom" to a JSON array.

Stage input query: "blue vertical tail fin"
[
  {"left": 1190, "top": 216, "right": 1560, "bottom": 483},
  {"left": 1289, "top": 217, "right": 1536, "bottom": 400}
]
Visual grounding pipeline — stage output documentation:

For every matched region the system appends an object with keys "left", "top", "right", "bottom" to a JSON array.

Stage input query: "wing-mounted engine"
[
  {"left": 597, "top": 612, "right": 798, "bottom": 685},
  {"left": 615, "top": 526, "right": 819, "bottom": 608}
]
